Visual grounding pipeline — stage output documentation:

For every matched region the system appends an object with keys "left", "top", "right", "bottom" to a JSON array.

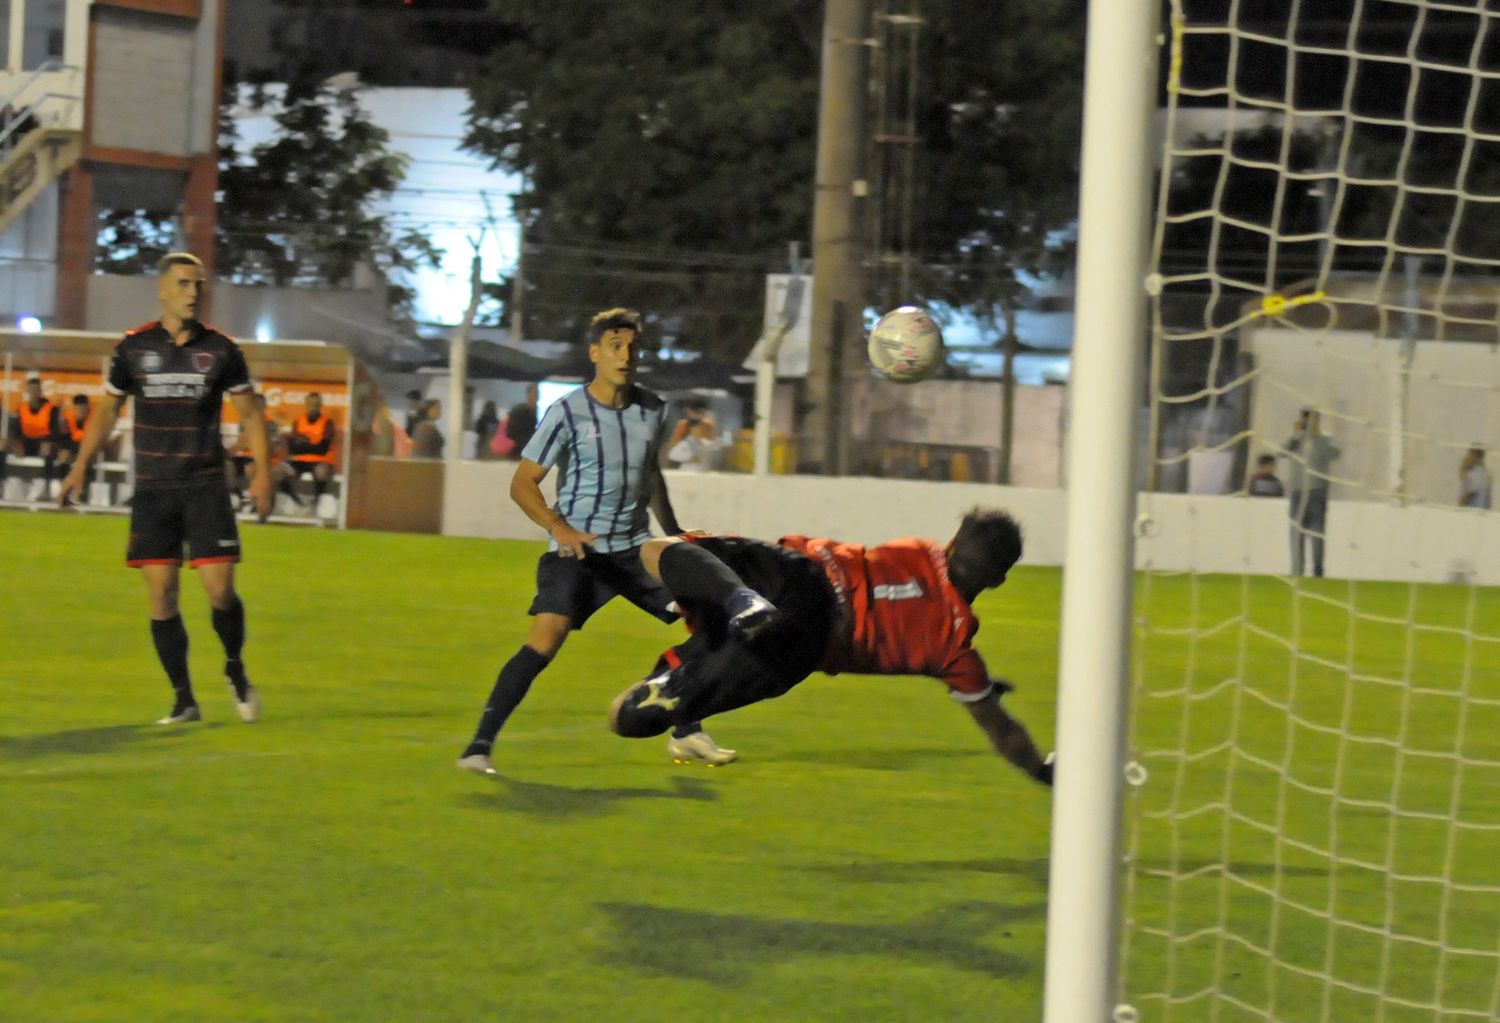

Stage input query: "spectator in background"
[
  {"left": 412, "top": 399, "right": 444, "bottom": 459},
  {"left": 505, "top": 383, "right": 539, "bottom": 455},
  {"left": 474, "top": 400, "right": 500, "bottom": 460},
  {"left": 404, "top": 389, "right": 425, "bottom": 436},
  {"left": 284, "top": 392, "right": 339, "bottom": 513},
  {"left": 7, "top": 374, "right": 62, "bottom": 498},
  {"left": 55, "top": 394, "right": 94, "bottom": 479},
  {"left": 666, "top": 398, "right": 723, "bottom": 472},
  {"left": 1285, "top": 408, "right": 1340, "bottom": 577},
  {"left": 1459, "top": 445, "right": 1492, "bottom": 509},
  {"left": 370, "top": 401, "right": 396, "bottom": 457},
  {"left": 1248, "top": 453, "right": 1284, "bottom": 497}
]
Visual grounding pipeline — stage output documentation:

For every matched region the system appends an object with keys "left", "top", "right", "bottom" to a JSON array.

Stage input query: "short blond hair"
[{"left": 156, "top": 252, "right": 205, "bottom": 275}]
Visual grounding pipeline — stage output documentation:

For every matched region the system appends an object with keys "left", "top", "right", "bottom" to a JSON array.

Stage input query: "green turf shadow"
[
  {"left": 795, "top": 856, "right": 1051, "bottom": 886},
  {"left": 595, "top": 899, "right": 1042, "bottom": 983},
  {"left": 460, "top": 774, "right": 719, "bottom": 819},
  {"left": 774, "top": 746, "right": 987, "bottom": 771},
  {"left": 0, "top": 723, "right": 214, "bottom": 760}
]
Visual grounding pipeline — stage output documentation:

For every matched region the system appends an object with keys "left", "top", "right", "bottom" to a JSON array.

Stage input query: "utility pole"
[
  {"left": 509, "top": 223, "right": 525, "bottom": 349},
  {"left": 447, "top": 242, "right": 484, "bottom": 466},
  {"left": 802, "top": 0, "right": 870, "bottom": 475}
]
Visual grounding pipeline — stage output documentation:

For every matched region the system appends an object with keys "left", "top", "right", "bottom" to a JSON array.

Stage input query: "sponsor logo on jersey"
[
  {"left": 140, "top": 351, "right": 163, "bottom": 372},
  {"left": 873, "top": 580, "right": 924, "bottom": 601},
  {"left": 141, "top": 371, "right": 209, "bottom": 399}
]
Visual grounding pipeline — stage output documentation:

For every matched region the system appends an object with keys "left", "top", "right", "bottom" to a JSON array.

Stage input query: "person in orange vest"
[
  {"left": 55, "top": 394, "right": 94, "bottom": 477},
  {"left": 283, "top": 391, "right": 338, "bottom": 512},
  {"left": 6, "top": 374, "right": 62, "bottom": 496}
]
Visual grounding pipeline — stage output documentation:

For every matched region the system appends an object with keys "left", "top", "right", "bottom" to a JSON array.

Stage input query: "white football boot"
[
  {"left": 667, "top": 731, "right": 738, "bottom": 766},
  {"left": 228, "top": 680, "right": 262, "bottom": 723},
  {"left": 156, "top": 702, "right": 202, "bottom": 725},
  {"left": 456, "top": 753, "right": 497, "bottom": 775}
]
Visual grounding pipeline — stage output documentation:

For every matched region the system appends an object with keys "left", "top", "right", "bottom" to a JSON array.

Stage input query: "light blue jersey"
[{"left": 522, "top": 385, "right": 671, "bottom": 553}]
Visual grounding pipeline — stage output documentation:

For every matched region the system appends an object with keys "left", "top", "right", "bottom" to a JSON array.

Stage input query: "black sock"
[
  {"left": 671, "top": 721, "right": 704, "bottom": 739},
  {"left": 658, "top": 543, "right": 753, "bottom": 612},
  {"left": 150, "top": 616, "right": 194, "bottom": 705},
  {"left": 464, "top": 646, "right": 551, "bottom": 755},
  {"left": 312, "top": 476, "right": 329, "bottom": 500},
  {"left": 212, "top": 597, "right": 247, "bottom": 691}
]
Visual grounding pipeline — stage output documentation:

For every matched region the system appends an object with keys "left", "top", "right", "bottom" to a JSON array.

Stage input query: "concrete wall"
[
  {"left": 1244, "top": 327, "right": 1500, "bottom": 507},
  {"left": 90, "top": 8, "right": 198, "bottom": 155},
  {"left": 847, "top": 376, "right": 1066, "bottom": 487},
  {"left": 438, "top": 464, "right": 1500, "bottom": 585},
  {"left": 0, "top": 182, "right": 58, "bottom": 319}
]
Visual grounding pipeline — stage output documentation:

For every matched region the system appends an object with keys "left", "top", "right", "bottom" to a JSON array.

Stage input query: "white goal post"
[{"left": 1042, "top": 1, "right": 1160, "bottom": 1021}]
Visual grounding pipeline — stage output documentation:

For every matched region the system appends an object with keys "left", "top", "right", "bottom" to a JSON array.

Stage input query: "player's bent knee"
[{"left": 640, "top": 536, "right": 684, "bottom": 580}]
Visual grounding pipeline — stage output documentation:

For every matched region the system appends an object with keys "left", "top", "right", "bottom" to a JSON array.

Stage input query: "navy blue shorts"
[{"left": 529, "top": 546, "right": 677, "bottom": 629}]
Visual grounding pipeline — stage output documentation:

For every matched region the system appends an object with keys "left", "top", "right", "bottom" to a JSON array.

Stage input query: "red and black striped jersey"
[
  {"left": 106, "top": 322, "right": 253, "bottom": 488},
  {"left": 777, "top": 535, "right": 993, "bottom": 701}
]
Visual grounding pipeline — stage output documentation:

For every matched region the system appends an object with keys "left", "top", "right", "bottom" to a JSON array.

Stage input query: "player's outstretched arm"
[
  {"left": 58, "top": 395, "right": 124, "bottom": 507},
  {"left": 963, "top": 689, "right": 1053, "bottom": 787},
  {"left": 510, "top": 458, "right": 594, "bottom": 557}
]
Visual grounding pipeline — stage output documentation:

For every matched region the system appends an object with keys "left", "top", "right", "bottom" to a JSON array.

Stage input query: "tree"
[
  {"left": 465, "top": 0, "right": 822, "bottom": 355},
  {"left": 465, "top": 1, "right": 1087, "bottom": 359},
  {"left": 95, "top": 78, "right": 439, "bottom": 319},
  {"left": 908, "top": 0, "right": 1085, "bottom": 331},
  {"left": 217, "top": 79, "right": 440, "bottom": 313}
]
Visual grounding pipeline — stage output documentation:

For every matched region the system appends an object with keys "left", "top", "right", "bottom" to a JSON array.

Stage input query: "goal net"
[{"left": 1125, "top": 2, "right": 1500, "bottom": 1021}]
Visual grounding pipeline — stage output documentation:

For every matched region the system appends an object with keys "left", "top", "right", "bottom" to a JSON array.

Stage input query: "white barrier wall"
[{"left": 442, "top": 464, "right": 1500, "bottom": 584}]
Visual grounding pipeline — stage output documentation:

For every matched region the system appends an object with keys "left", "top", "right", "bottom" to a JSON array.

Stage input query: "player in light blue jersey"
[{"left": 458, "top": 309, "right": 762, "bottom": 772}]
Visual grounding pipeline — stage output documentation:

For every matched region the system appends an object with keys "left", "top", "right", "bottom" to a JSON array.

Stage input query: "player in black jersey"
[{"left": 59, "top": 253, "right": 274, "bottom": 726}]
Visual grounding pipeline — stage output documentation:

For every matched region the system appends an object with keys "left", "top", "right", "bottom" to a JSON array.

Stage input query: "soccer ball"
[{"left": 867, "top": 306, "right": 944, "bottom": 384}]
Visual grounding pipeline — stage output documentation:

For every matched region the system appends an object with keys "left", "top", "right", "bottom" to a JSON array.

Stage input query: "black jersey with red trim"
[{"left": 106, "top": 322, "right": 253, "bottom": 489}]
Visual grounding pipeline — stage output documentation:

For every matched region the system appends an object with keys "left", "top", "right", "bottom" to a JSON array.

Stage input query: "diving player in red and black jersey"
[
  {"left": 59, "top": 252, "right": 274, "bottom": 726},
  {"left": 609, "top": 509, "right": 1054, "bottom": 785}
]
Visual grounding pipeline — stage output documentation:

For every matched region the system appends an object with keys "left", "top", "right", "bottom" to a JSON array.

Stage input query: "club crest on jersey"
[
  {"left": 140, "top": 351, "right": 163, "bottom": 372},
  {"left": 192, "top": 352, "right": 215, "bottom": 373}
]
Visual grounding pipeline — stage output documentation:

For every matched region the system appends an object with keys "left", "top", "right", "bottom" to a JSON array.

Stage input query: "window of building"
[{"left": 23, "top": 0, "right": 66, "bottom": 70}]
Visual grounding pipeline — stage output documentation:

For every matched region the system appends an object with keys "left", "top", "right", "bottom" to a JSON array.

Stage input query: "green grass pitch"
[
  {"left": 0, "top": 513, "right": 1059, "bottom": 1023},
  {"left": 4, "top": 513, "right": 1497, "bottom": 1022}
]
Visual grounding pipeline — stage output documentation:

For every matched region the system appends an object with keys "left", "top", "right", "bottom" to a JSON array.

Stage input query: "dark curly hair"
[
  {"left": 947, "top": 507, "right": 1024, "bottom": 596},
  {"left": 588, "top": 308, "right": 643, "bottom": 345}
]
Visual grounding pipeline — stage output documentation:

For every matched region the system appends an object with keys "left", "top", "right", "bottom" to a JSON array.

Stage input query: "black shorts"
[
  {"left": 615, "top": 536, "right": 835, "bottom": 735},
  {"left": 14, "top": 435, "right": 50, "bottom": 457},
  {"left": 530, "top": 546, "right": 678, "bottom": 628},
  {"left": 126, "top": 481, "right": 241, "bottom": 568},
  {"left": 287, "top": 459, "right": 332, "bottom": 476}
]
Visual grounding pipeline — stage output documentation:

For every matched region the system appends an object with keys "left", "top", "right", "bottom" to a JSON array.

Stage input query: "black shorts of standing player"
[
  {"left": 611, "top": 537, "right": 835, "bottom": 737},
  {"left": 125, "top": 481, "right": 241, "bottom": 568},
  {"left": 530, "top": 546, "right": 679, "bottom": 627}
]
